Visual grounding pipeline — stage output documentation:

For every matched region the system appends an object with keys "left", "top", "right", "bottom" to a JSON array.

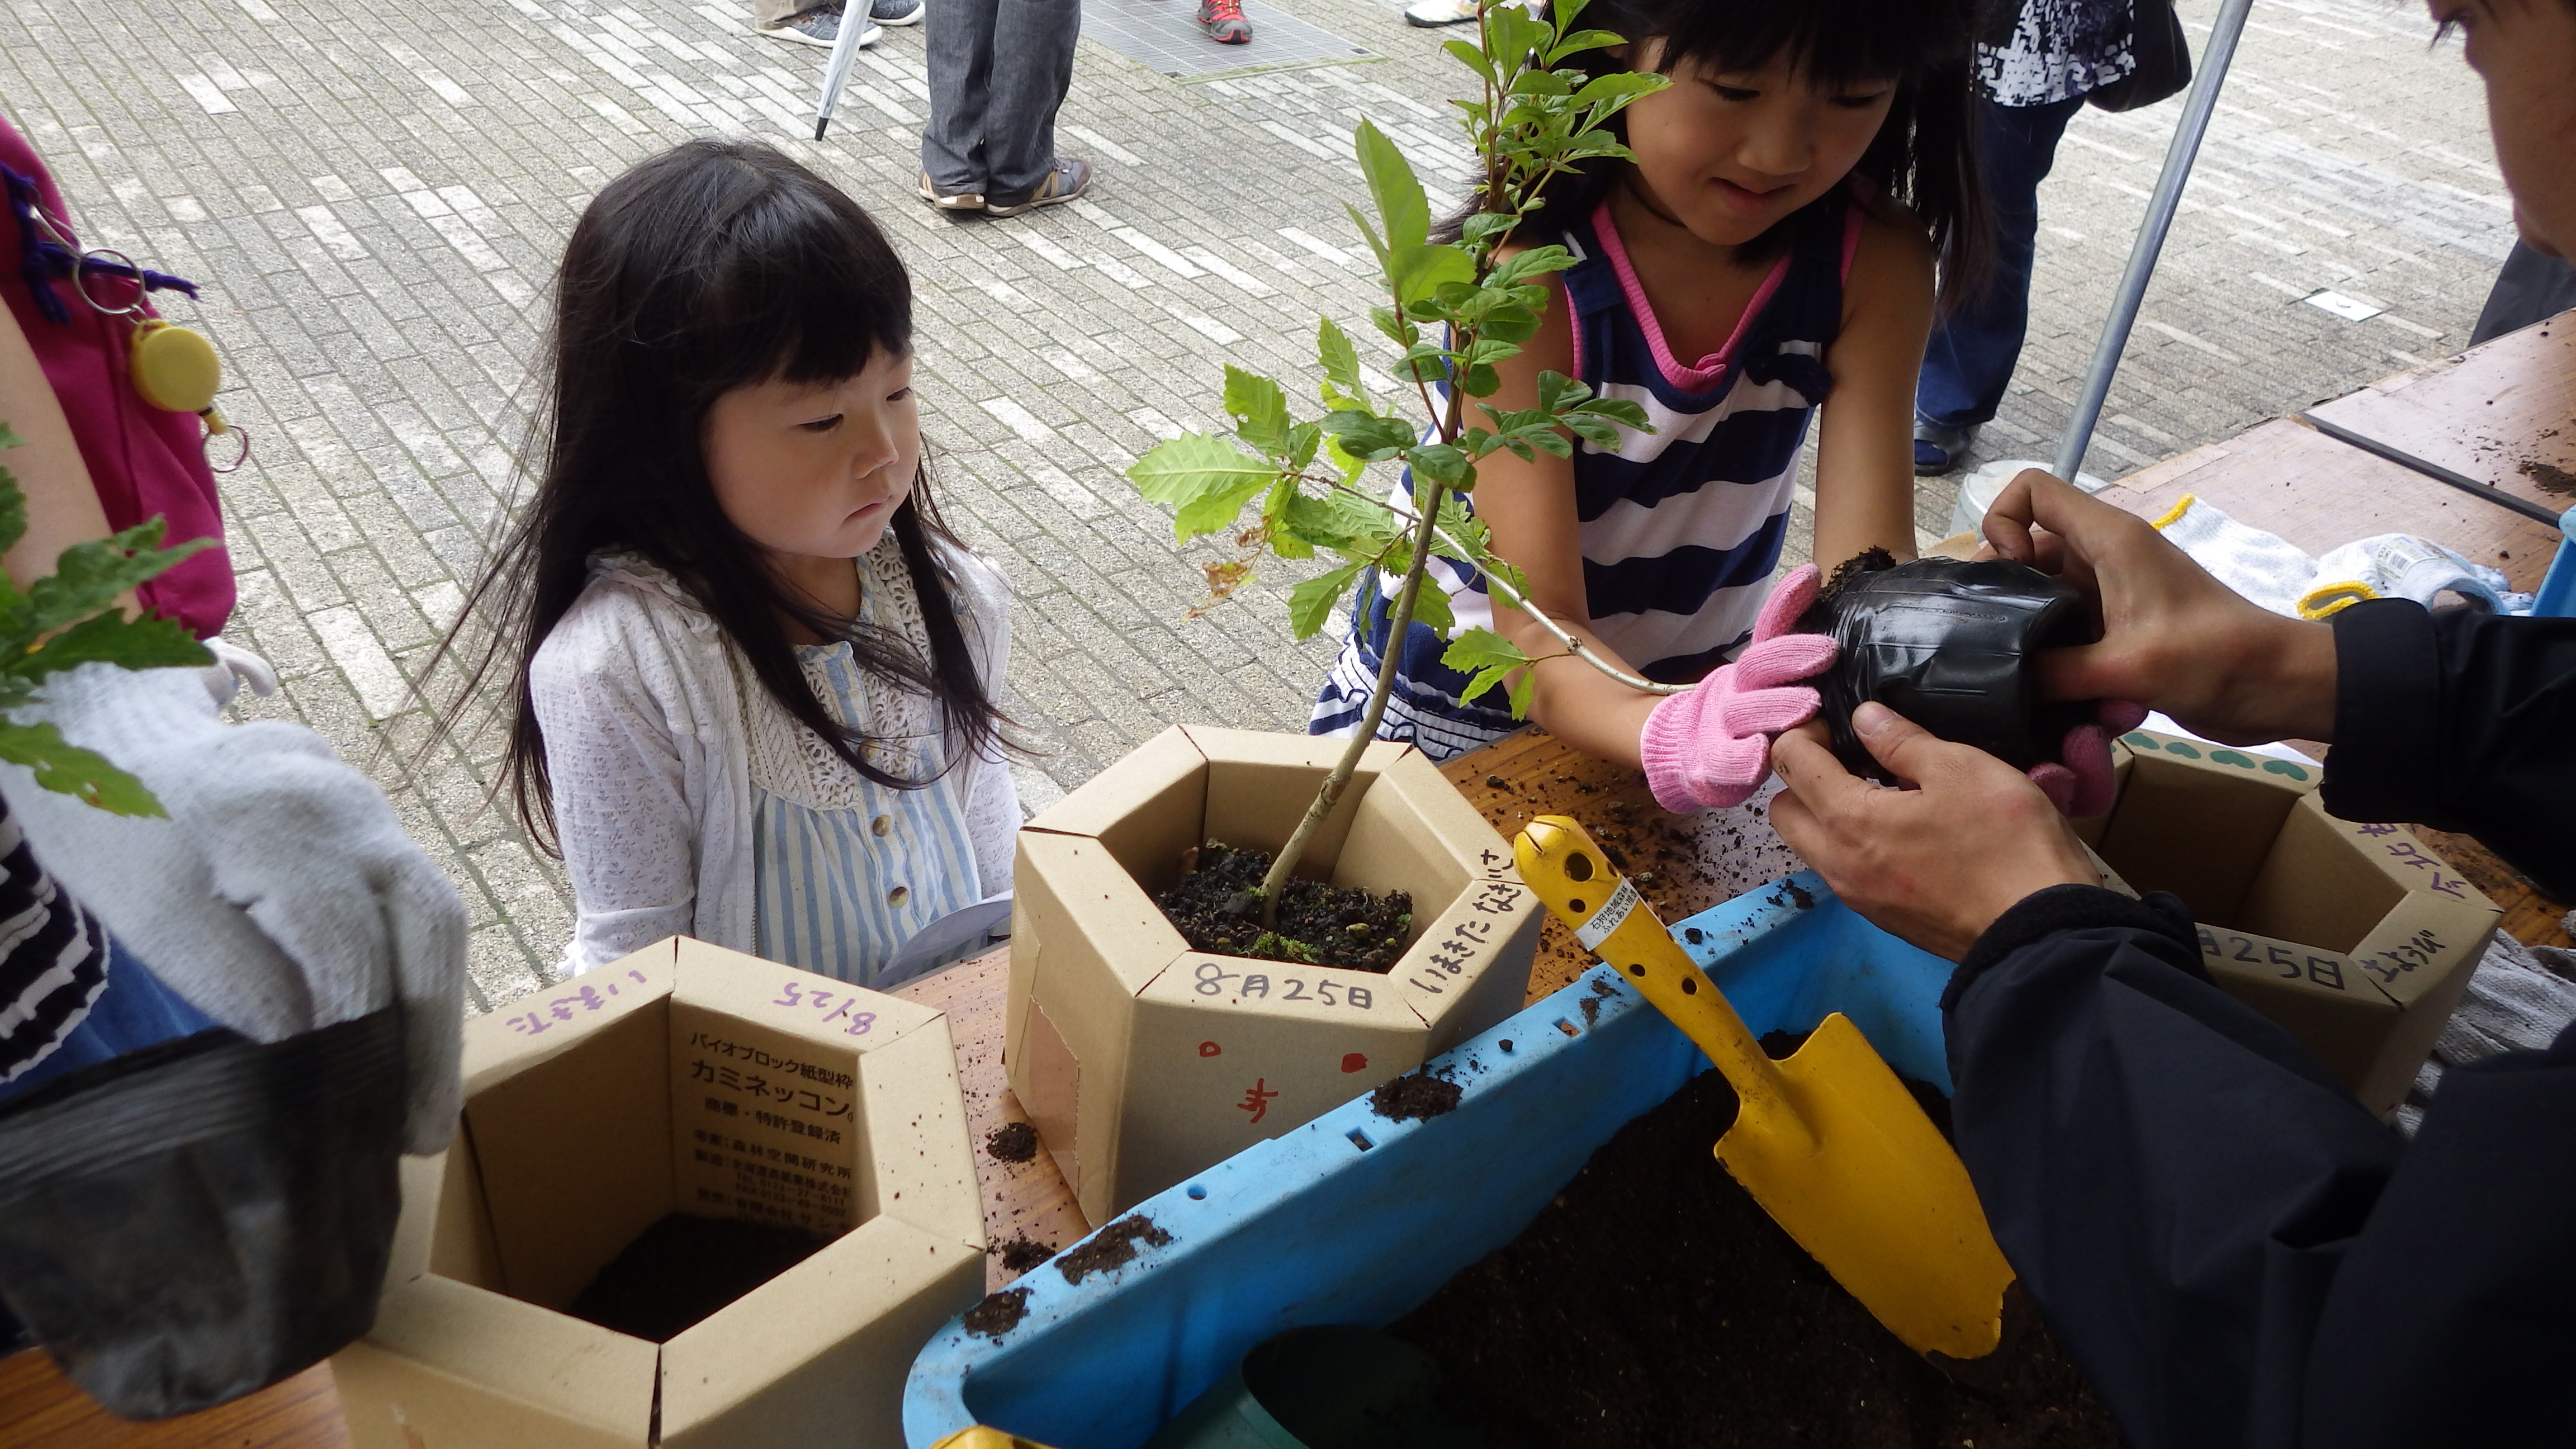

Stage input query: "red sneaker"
[{"left": 1198, "top": 0, "right": 1251, "bottom": 42}]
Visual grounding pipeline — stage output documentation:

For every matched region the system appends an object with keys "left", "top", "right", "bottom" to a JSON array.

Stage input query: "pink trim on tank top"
[{"left": 1589, "top": 198, "right": 1789, "bottom": 394}]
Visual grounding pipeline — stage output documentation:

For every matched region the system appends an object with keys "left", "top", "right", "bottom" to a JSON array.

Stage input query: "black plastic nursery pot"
[
  {"left": 0, "top": 1007, "right": 406, "bottom": 1419},
  {"left": 1805, "top": 556, "right": 2096, "bottom": 782}
]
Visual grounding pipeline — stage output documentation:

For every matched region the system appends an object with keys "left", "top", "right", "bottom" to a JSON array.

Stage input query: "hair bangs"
[
  {"left": 687, "top": 169, "right": 913, "bottom": 397},
  {"left": 1652, "top": 0, "right": 1972, "bottom": 88}
]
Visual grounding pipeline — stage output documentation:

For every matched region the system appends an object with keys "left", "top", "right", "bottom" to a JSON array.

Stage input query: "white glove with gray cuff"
[{"left": 0, "top": 663, "right": 466, "bottom": 1154}]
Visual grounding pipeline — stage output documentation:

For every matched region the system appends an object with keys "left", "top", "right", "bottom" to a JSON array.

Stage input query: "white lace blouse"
[{"left": 529, "top": 538, "right": 1019, "bottom": 977}]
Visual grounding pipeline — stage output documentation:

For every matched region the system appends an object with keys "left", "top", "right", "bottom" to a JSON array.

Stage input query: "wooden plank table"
[
  {"left": 2304, "top": 312, "right": 2576, "bottom": 515},
  {"left": 2093, "top": 416, "right": 2561, "bottom": 591}
]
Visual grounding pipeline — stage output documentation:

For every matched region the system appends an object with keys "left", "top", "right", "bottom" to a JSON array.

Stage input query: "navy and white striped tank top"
[{"left": 1311, "top": 186, "right": 1864, "bottom": 762}]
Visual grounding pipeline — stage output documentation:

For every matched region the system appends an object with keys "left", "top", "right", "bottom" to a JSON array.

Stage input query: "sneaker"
[
  {"left": 1402, "top": 0, "right": 1476, "bottom": 26},
  {"left": 1912, "top": 418, "right": 1979, "bottom": 476},
  {"left": 983, "top": 157, "right": 1092, "bottom": 217},
  {"left": 1198, "top": 0, "right": 1251, "bottom": 42},
  {"left": 757, "top": 5, "right": 879, "bottom": 46},
  {"left": 918, "top": 169, "right": 984, "bottom": 212},
  {"left": 870, "top": 0, "right": 925, "bottom": 24}
]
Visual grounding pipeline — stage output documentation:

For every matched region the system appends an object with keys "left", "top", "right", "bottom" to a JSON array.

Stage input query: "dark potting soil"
[
  {"left": 1057, "top": 1214, "right": 1173, "bottom": 1286},
  {"left": 986, "top": 1120, "right": 1039, "bottom": 1163},
  {"left": 964, "top": 1286, "right": 1030, "bottom": 1338},
  {"left": 1796, "top": 544, "right": 1900, "bottom": 632},
  {"left": 1153, "top": 842, "right": 1413, "bottom": 972},
  {"left": 566, "top": 1213, "right": 834, "bottom": 1343},
  {"left": 1392, "top": 1067, "right": 2123, "bottom": 1449},
  {"left": 995, "top": 1235, "right": 1055, "bottom": 1273},
  {"left": 1370, "top": 1067, "right": 1464, "bottom": 1122},
  {"left": 2521, "top": 458, "right": 2576, "bottom": 496}
]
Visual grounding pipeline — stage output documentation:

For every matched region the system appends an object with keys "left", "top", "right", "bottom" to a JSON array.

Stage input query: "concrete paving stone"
[{"left": 1, "top": 0, "right": 2513, "bottom": 1001}]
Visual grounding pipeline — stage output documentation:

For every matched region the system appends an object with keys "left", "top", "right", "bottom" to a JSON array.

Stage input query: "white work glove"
[
  {"left": 0, "top": 664, "right": 466, "bottom": 1154},
  {"left": 200, "top": 634, "right": 280, "bottom": 707}
]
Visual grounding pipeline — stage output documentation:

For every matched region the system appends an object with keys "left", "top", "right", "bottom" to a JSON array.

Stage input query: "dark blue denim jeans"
[{"left": 1917, "top": 92, "right": 2090, "bottom": 432}]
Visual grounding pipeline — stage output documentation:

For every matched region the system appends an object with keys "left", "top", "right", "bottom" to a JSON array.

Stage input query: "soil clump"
[
  {"left": 1393, "top": 1067, "right": 2122, "bottom": 1448},
  {"left": 1057, "top": 1214, "right": 1173, "bottom": 1285},
  {"left": 963, "top": 1286, "right": 1029, "bottom": 1338},
  {"left": 566, "top": 1213, "right": 833, "bottom": 1343},
  {"left": 1369, "top": 1068, "right": 1464, "bottom": 1121},
  {"left": 986, "top": 1120, "right": 1039, "bottom": 1163},
  {"left": 995, "top": 1235, "right": 1055, "bottom": 1273},
  {"left": 1154, "top": 842, "right": 1412, "bottom": 972},
  {"left": 2521, "top": 458, "right": 2576, "bottom": 496}
]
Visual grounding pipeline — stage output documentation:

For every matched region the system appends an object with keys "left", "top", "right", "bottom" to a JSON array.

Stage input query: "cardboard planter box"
[
  {"left": 1010, "top": 726, "right": 1542, "bottom": 1226},
  {"left": 2089, "top": 731, "right": 2501, "bottom": 1116},
  {"left": 332, "top": 937, "right": 983, "bottom": 1449}
]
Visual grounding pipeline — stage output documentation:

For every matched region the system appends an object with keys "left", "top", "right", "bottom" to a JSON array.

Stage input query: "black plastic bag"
[
  {"left": 0, "top": 1006, "right": 405, "bottom": 1419},
  {"left": 1803, "top": 556, "right": 2095, "bottom": 783}
]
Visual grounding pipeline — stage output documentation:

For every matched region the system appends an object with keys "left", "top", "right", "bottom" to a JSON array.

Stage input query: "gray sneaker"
[
  {"left": 759, "top": 5, "right": 879, "bottom": 46},
  {"left": 870, "top": 0, "right": 925, "bottom": 24}
]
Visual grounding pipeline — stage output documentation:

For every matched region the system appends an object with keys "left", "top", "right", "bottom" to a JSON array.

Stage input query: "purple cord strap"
[{"left": 6, "top": 162, "right": 200, "bottom": 326}]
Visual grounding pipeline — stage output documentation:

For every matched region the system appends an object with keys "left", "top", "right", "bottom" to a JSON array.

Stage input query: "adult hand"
[
  {"left": 1639, "top": 564, "right": 1838, "bottom": 812},
  {"left": 1981, "top": 470, "right": 2339, "bottom": 746},
  {"left": 0, "top": 665, "right": 467, "bottom": 1154},
  {"left": 1770, "top": 704, "right": 2100, "bottom": 961}
]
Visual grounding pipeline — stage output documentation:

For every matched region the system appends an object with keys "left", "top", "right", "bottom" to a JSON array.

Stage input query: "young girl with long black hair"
[
  {"left": 1313, "top": 0, "right": 1988, "bottom": 813},
  {"left": 454, "top": 139, "right": 1016, "bottom": 986}
]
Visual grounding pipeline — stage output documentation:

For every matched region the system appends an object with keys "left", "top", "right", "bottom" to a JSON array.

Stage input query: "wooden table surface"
[
  {"left": 2094, "top": 416, "right": 2563, "bottom": 591},
  {"left": 2304, "top": 314, "right": 2576, "bottom": 515}
]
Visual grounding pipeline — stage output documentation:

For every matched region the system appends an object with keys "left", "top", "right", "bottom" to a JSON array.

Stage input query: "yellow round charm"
[{"left": 127, "top": 319, "right": 222, "bottom": 414}]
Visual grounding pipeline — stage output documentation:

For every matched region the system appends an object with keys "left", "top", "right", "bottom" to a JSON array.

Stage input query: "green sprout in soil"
[
  {"left": 1127, "top": 0, "right": 1685, "bottom": 930},
  {"left": 0, "top": 422, "right": 215, "bottom": 816}
]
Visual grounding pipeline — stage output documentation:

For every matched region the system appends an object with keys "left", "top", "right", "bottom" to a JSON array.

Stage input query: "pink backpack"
[{"left": 2, "top": 111, "right": 233, "bottom": 640}]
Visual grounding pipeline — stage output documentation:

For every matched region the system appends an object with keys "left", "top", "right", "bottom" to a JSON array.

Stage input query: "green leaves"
[
  {"left": 1443, "top": 626, "right": 1537, "bottom": 718},
  {"left": 9, "top": 611, "right": 212, "bottom": 684},
  {"left": 0, "top": 425, "right": 216, "bottom": 816},
  {"left": 1317, "top": 318, "right": 1367, "bottom": 409},
  {"left": 1223, "top": 366, "right": 1291, "bottom": 454},
  {"left": 0, "top": 721, "right": 167, "bottom": 816},
  {"left": 0, "top": 423, "right": 25, "bottom": 559},
  {"left": 1287, "top": 558, "right": 1370, "bottom": 640},
  {"left": 1128, "top": 434, "right": 1278, "bottom": 540},
  {"left": 1351, "top": 122, "right": 1475, "bottom": 309}
]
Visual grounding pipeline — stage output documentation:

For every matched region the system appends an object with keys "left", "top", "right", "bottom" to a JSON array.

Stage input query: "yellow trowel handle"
[
  {"left": 1514, "top": 816, "right": 1816, "bottom": 1158},
  {"left": 929, "top": 1428, "right": 1059, "bottom": 1449}
]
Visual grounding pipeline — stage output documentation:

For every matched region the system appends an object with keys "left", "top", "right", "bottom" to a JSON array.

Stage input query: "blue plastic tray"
[{"left": 903, "top": 873, "right": 1953, "bottom": 1449}]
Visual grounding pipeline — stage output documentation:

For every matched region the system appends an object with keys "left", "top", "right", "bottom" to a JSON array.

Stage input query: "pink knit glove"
[
  {"left": 2026, "top": 700, "right": 2149, "bottom": 818},
  {"left": 1640, "top": 565, "right": 1836, "bottom": 813}
]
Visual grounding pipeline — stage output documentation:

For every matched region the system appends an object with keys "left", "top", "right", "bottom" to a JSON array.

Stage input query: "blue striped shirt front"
[
  {"left": 750, "top": 642, "right": 988, "bottom": 987},
  {"left": 1311, "top": 187, "right": 1862, "bottom": 761}
]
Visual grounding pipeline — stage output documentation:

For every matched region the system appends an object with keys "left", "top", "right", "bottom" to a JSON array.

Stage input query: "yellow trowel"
[{"left": 1514, "top": 816, "right": 2014, "bottom": 1361}]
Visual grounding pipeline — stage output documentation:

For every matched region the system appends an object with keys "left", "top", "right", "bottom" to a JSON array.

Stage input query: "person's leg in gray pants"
[{"left": 921, "top": 0, "right": 1079, "bottom": 201}]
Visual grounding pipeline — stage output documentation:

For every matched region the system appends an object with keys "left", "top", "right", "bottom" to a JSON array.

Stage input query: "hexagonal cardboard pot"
[
  {"left": 2084, "top": 732, "right": 2502, "bottom": 1116},
  {"left": 1009, "top": 726, "right": 1542, "bottom": 1228},
  {"left": 331, "top": 937, "right": 984, "bottom": 1449}
]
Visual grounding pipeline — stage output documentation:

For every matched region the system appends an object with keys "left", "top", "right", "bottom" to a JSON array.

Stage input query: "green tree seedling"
[
  {"left": 1127, "top": 0, "right": 1684, "bottom": 926},
  {"left": 0, "top": 422, "right": 215, "bottom": 815}
]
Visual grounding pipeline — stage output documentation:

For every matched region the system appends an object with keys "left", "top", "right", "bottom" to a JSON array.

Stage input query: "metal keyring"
[
  {"left": 207, "top": 423, "right": 250, "bottom": 474},
  {"left": 71, "top": 247, "right": 149, "bottom": 319}
]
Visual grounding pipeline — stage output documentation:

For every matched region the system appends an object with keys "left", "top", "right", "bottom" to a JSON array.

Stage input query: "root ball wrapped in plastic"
[{"left": 1797, "top": 551, "right": 2099, "bottom": 783}]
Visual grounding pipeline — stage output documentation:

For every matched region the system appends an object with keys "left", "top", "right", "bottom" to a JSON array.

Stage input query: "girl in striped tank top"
[{"left": 1315, "top": 0, "right": 1990, "bottom": 796}]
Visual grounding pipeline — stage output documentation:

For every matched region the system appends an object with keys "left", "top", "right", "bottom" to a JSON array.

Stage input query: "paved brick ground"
[{"left": 0, "top": 0, "right": 2515, "bottom": 1010}]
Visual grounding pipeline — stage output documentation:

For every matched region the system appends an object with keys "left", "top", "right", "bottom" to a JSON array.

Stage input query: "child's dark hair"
[
  {"left": 1477, "top": 0, "right": 1992, "bottom": 305},
  {"left": 441, "top": 138, "right": 1008, "bottom": 853}
]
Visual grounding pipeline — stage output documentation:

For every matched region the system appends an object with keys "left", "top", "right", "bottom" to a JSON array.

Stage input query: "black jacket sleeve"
[
  {"left": 1948, "top": 886, "right": 2576, "bottom": 1449},
  {"left": 2322, "top": 600, "right": 2576, "bottom": 899}
]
